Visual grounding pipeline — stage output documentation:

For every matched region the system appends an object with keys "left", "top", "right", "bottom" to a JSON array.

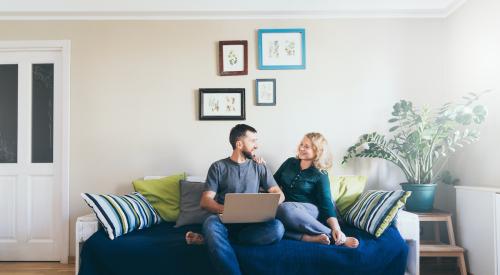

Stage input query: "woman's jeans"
[
  {"left": 202, "top": 214, "right": 285, "bottom": 275},
  {"left": 276, "top": 201, "right": 332, "bottom": 240}
]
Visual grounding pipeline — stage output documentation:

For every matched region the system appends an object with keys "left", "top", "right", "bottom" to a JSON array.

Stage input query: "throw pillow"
[
  {"left": 330, "top": 175, "right": 367, "bottom": 215},
  {"left": 343, "top": 190, "right": 411, "bottom": 237},
  {"left": 132, "top": 173, "right": 186, "bottom": 221},
  {"left": 81, "top": 192, "right": 162, "bottom": 240},
  {"left": 175, "top": 180, "right": 212, "bottom": 227}
]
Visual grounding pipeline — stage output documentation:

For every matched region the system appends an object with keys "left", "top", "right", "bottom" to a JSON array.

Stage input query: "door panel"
[{"left": 0, "top": 176, "right": 17, "bottom": 242}]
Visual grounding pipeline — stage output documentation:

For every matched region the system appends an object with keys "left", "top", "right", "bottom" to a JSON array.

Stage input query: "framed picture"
[
  {"left": 219, "top": 40, "right": 248, "bottom": 76},
  {"left": 255, "top": 79, "right": 276, "bottom": 106},
  {"left": 258, "top": 28, "right": 306, "bottom": 70},
  {"left": 199, "top": 88, "right": 245, "bottom": 120}
]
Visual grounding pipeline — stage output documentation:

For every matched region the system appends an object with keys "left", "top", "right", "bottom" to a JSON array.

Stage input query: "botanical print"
[
  {"left": 284, "top": 40, "right": 295, "bottom": 56},
  {"left": 268, "top": 40, "right": 295, "bottom": 58},
  {"left": 258, "top": 82, "right": 274, "bottom": 104},
  {"left": 223, "top": 45, "right": 244, "bottom": 72},
  {"left": 227, "top": 50, "right": 238, "bottom": 65},
  {"left": 261, "top": 32, "right": 303, "bottom": 66},
  {"left": 203, "top": 94, "right": 241, "bottom": 116}
]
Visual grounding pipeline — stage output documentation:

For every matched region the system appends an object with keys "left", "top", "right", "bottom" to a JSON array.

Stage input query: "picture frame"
[
  {"left": 219, "top": 40, "right": 248, "bottom": 76},
  {"left": 199, "top": 88, "right": 245, "bottom": 120},
  {"left": 255, "top": 79, "right": 276, "bottom": 106},
  {"left": 258, "top": 28, "right": 306, "bottom": 70}
]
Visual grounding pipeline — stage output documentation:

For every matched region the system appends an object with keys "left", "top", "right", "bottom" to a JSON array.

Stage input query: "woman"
[{"left": 274, "top": 133, "right": 358, "bottom": 247}]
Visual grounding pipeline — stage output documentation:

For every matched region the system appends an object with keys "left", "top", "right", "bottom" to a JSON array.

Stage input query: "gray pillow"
[{"left": 175, "top": 180, "right": 212, "bottom": 227}]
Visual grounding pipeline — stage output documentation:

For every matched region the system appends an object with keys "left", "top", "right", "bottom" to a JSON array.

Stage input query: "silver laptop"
[{"left": 219, "top": 193, "right": 280, "bottom": 224}]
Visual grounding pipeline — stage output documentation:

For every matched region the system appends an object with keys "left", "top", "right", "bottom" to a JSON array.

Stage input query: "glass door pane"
[
  {"left": 32, "top": 64, "right": 54, "bottom": 163},
  {"left": 0, "top": 64, "right": 18, "bottom": 163}
]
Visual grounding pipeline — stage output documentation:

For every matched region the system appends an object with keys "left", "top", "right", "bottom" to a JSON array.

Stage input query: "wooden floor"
[
  {"left": 0, "top": 258, "right": 462, "bottom": 275},
  {"left": 0, "top": 261, "right": 74, "bottom": 275}
]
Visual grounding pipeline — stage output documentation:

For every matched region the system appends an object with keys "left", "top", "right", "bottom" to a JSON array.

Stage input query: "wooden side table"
[{"left": 413, "top": 209, "right": 467, "bottom": 275}]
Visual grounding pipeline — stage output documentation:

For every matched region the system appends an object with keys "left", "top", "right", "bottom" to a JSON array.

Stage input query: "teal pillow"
[
  {"left": 133, "top": 173, "right": 186, "bottom": 221},
  {"left": 343, "top": 190, "right": 411, "bottom": 237}
]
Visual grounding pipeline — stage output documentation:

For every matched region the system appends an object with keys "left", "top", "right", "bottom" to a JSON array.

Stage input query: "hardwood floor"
[
  {"left": 0, "top": 257, "right": 463, "bottom": 275},
  {"left": 0, "top": 259, "right": 74, "bottom": 275}
]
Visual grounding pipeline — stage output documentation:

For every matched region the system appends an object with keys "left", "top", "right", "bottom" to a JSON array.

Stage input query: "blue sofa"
[{"left": 78, "top": 219, "right": 409, "bottom": 275}]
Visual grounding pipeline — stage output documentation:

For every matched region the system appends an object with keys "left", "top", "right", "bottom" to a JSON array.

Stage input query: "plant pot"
[{"left": 400, "top": 183, "right": 437, "bottom": 212}]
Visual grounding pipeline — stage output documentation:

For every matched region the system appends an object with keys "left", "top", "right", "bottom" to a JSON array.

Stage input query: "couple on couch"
[{"left": 185, "top": 124, "right": 359, "bottom": 275}]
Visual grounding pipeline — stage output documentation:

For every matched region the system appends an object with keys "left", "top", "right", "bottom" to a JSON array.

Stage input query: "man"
[{"left": 194, "top": 124, "right": 285, "bottom": 275}]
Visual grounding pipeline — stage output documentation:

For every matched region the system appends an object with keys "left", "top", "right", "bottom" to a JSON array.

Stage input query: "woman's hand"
[
  {"left": 331, "top": 228, "right": 347, "bottom": 245},
  {"left": 253, "top": 156, "right": 266, "bottom": 164}
]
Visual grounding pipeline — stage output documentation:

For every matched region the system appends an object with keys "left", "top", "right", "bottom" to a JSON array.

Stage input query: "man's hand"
[
  {"left": 200, "top": 191, "right": 224, "bottom": 214},
  {"left": 268, "top": 185, "right": 285, "bottom": 204},
  {"left": 252, "top": 156, "right": 266, "bottom": 164}
]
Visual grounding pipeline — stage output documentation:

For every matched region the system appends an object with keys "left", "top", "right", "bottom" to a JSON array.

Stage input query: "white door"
[{"left": 0, "top": 50, "right": 63, "bottom": 261}]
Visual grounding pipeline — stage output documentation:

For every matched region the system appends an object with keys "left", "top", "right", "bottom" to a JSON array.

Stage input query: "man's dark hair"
[{"left": 229, "top": 124, "right": 257, "bottom": 149}]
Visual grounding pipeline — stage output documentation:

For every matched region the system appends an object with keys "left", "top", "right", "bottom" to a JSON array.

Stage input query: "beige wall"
[{"left": 0, "top": 19, "right": 446, "bottom": 256}]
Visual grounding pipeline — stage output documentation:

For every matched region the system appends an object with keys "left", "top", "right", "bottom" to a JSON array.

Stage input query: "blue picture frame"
[{"left": 258, "top": 28, "right": 306, "bottom": 70}]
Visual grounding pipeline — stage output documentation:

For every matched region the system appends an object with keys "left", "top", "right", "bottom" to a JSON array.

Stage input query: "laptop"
[{"left": 219, "top": 193, "right": 280, "bottom": 224}]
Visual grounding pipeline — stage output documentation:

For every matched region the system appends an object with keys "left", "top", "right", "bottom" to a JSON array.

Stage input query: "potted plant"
[{"left": 342, "top": 92, "right": 489, "bottom": 212}]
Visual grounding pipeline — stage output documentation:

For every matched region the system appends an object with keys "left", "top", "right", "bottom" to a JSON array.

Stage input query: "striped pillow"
[
  {"left": 81, "top": 192, "right": 162, "bottom": 240},
  {"left": 343, "top": 190, "right": 411, "bottom": 237}
]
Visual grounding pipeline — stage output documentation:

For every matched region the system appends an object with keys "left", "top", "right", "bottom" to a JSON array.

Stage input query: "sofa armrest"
[
  {"left": 75, "top": 213, "right": 99, "bottom": 275},
  {"left": 395, "top": 210, "right": 420, "bottom": 275}
]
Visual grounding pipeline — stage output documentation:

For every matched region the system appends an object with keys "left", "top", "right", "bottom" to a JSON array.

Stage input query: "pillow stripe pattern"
[
  {"left": 343, "top": 190, "right": 411, "bottom": 237},
  {"left": 81, "top": 192, "right": 162, "bottom": 240}
]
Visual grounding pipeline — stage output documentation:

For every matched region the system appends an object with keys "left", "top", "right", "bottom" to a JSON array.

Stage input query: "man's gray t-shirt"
[{"left": 205, "top": 157, "right": 278, "bottom": 204}]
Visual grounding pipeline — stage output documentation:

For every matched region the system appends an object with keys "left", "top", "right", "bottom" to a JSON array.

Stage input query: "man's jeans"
[{"left": 202, "top": 215, "right": 285, "bottom": 275}]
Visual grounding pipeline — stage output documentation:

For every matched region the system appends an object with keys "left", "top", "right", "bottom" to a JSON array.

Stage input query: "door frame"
[{"left": 0, "top": 40, "right": 70, "bottom": 263}]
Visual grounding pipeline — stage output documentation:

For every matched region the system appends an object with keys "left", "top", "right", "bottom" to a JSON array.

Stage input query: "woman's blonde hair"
[{"left": 296, "top": 132, "right": 333, "bottom": 173}]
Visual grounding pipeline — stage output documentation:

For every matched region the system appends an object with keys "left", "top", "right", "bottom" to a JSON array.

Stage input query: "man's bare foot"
[
  {"left": 343, "top": 237, "right": 359, "bottom": 248},
  {"left": 185, "top": 231, "right": 205, "bottom": 245},
  {"left": 302, "top": 234, "right": 330, "bottom": 245}
]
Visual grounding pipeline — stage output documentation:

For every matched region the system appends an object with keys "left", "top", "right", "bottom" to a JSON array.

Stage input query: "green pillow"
[
  {"left": 132, "top": 173, "right": 186, "bottom": 221},
  {"left": 343, "top": 190, "right": 411, "bottom": 237},
  {"left": 330, "top": 175, "right": 367, "bottom": 215}
]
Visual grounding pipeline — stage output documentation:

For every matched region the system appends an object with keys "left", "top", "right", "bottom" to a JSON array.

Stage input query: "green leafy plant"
[{"left": 342, "top": 91, "right": 490, "bottom": 184}]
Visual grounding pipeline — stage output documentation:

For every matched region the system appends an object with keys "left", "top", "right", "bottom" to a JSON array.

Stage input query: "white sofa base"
[{"left": 75, "top": 210, "right": 419, "bottom": 275}]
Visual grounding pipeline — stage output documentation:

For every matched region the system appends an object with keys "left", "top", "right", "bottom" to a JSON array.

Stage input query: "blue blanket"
[{"left": 79, "top": 222, "right": 407, "bottom": 275}]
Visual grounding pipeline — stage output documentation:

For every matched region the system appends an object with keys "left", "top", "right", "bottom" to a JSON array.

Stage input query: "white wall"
[
  {"left": 434, "top": 0, "right": 500, "bottom": 214},
  {"left": 0, "top": 19, "right": 445, "bottom": 256}
]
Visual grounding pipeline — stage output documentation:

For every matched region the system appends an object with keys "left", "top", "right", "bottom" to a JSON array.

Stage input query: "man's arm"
[
  {"left": 268, "top": 185, "right": 285, "bottom": 204},
  {"left": 200, "top": 191, "right": 224, "bottom": 214}
]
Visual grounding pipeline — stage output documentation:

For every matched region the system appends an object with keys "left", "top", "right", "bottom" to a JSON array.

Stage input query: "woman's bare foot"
[
  {"left": 302, "top": 233, "right": 331, "bottom": 245},
  {"left": 185, "top": 231, "right": 205, "bottom": 245},
  {"left": 343, "top": 237, "right": 359, "bottom": 248}
]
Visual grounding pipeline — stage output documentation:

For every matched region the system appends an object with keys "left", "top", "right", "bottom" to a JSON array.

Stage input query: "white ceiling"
[{"left": 0, "top": 0, "right": 467, "bottom": 20}]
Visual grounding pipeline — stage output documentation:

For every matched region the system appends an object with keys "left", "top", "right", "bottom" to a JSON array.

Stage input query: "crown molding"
[{"left": 0, "top": 1, "right": 467, "bottom": 20}]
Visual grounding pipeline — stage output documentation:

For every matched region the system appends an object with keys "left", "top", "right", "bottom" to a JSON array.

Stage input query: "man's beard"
[{"left": 242, "top": 150, "right": 254, "bottom": 160}]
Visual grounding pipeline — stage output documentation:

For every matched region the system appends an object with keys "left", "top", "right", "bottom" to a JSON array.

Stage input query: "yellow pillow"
[
  {"left": 133, "top": 173, "right": 186, "bottom": 221},
  {"left": 330, "top": 175, "right": 367, "bottom": 215}
]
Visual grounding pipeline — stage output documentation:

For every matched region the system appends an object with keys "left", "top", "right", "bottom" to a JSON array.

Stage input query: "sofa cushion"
[
  {"left": 175, "top": 180, "right": 211, "bottom": 227},
  {"left": 81, "top": 192, "right": 162, "bottom": 240},
  {"left": 132, "top": 173, "right": 186, "bottom": 221},
  {"left": 343, "top": 190, "right": 411, "bottom": 237},
  {"left": 330, "top": 175, "right": 367, "bottom": 215}
]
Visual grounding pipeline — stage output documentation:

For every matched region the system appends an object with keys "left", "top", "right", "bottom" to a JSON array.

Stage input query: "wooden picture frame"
[
  {"left": 258, "top": 29, "right": 306, "bottom": 70},
  {"left": 219, "top": 40, "right": 248, "bottom": 76},
  {"left": 199, "top": 88, "right": 246, "bottom": 120},
  {"left": 255, "top": 79, "right": 276, "bottom": 106}
]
